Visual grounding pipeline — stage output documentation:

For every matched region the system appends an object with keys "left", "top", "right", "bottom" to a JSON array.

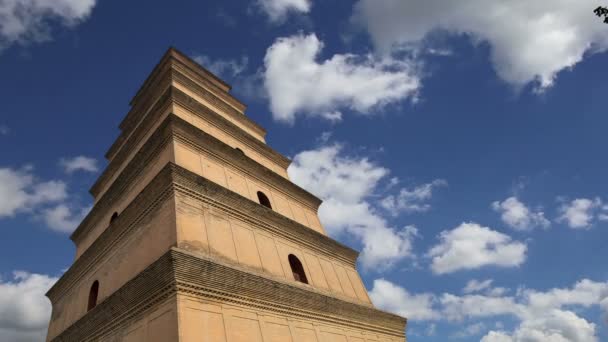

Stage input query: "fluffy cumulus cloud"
[
  {"left": 380, "top": 179, "right": 446, "bottom": 215},
  {"left": 481, "top": 310, "right": 598, "bottom": 342},
  {"left": 0, "top": 0, "right": 96, "bottom": 51},
  {"left": 0, "top": 167, "right": 67, "bottom": 218},
  {"left": 370, "top": 277, "right": 608, "bottom": 330},
  {"left": 456, "top": 278, "right": 608, "bottom": 341},
  {"left": 288, "top": 144, "right": 421, "bottom": 269},
  {"left": 0, "top": 271, "right": 57, "bottom": 342},
  {"left": 353, "top": 0, "right": 608, "bottom": 90},
  {"left": 492, "top": 197, "right": 550, "bottom": 231},
  {"left": 371, "top": 278, "right": 608, "bottom": 340},
  {"left": 369, "top": 278, "right": 439, "bottom": 320},
  {"left": 0, "top": 166, "right": 88, "bottom": 232},
  {"left": 256, "top": 0, "right": 311, "bottom": 22},
  {"left": 427, "top": 222, "right": 527, "bottom": 274},
  {"left": 60, "top": 156, "right": 99, "bottom": 174},
  {"left": 557, "top": 197, "right": 606, "bottom": 229},
  {"left": 41, "top": 203, "right": 90, "bottom": 233},
  {"left": 263, "top": 33, "right": 420, "bottom": 123}
]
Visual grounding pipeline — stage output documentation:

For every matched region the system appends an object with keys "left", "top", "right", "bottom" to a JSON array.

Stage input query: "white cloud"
[
  {"left": 450, "top": 278, "right": 608, "bottom": 341},
  {"left": 0, "top": 271, "right": 57, "bottom": 342},
  {"left": 353, "top": 0, "right": 608, "bottom": 91},
  {"left": 463, "top": 279, "right": 494, "bottom": 294},
  {"left": 557, "top": 197, "right": 603, "bottom": 229},
  {"left": 483, "top": 310, "right": 598, "bottom": 342},
  {"left": 441, "top": 292, "right": 523, "bottom": 321},
  {"left": 368, "top": 278, "right": 439, "bottom": 320},
  {"left": 0, "top": 167, "right": 67, "bottom": 217},
  {"left": 288, "top": 144, "right": 418, "bottom": 269},
  {"left": 492, "top": 197, "right": 550, "bottom": 231},
  {"left": 41, "top": 203, "right": 89, "bottom": 233},
  {"left": 370, "top": 277, "right": 608, "bottom": 341},
  {"left": 427, "top": 222, "right": 527, "bottom": 274},
  {"left": 0, "top": 0, "right": 96, "bottom": 51},
  {"left": 256, "top": 0, "right": 310, "bottom": 22},
  {"left": 263, "top": 33, "right": 420, "bottom": 123},
  {"left": 193, "top": 55, "right": 249, "bottom": 79},
  {"left": 59, "top": 156, "right": 99, "bottom": 174},
  {"left": 380, "top": 179, "right": 446, "bottom": 215},
  {"left": 0, "top": 165, "right": 89, "bottom": 233}
]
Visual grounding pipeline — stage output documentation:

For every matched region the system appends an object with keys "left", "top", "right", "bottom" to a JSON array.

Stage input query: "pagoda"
[{"left": 45, "top": 48, "right": 407, "bottom": 342}]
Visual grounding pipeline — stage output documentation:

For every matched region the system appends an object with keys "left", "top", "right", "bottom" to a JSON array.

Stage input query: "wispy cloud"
[
  {"left": 255, "top": 0, "right": 311, "bottom": 22},
  {"left": 59, "top": 156, "right": 99, "bottom": 174},
  {"left": 492, "top": 197, "right": 550, "bottom": 231}
]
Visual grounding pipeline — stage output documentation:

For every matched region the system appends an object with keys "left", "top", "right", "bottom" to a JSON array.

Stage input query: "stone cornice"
[
  {"left": 108, "top": 47, "right": 262, "bottom": 160},
  {"left": 93, "top": 85, "right": 288, "bottom": 199},
  {"left": 49, "top": 249, "right": 406, "bottom": 341}
]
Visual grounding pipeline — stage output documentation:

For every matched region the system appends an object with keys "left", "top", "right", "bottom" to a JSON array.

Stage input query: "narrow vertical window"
[
  {"left": 88, "top": 280, "right": 99, "bottom": 312},
  {"left": 110, "top": 212, "right": 118, "bottom": 224},
  {"left": 257, "top": 191, "right": 272, "bottom": 209},
  {"left": 288, "top": 254, "right": 308, "bottom": 284}
]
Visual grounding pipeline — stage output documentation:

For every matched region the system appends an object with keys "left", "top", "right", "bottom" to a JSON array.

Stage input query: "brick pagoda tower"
[{"left": 45, "top": 48, "right": 407, "bottom": 342}]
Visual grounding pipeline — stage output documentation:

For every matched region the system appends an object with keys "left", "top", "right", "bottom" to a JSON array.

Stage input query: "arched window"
[
  {"left": 87, "top": 280, "right": 99, "bottom": 312},
  {"left": 110, "top": 212, "right": 118, "bottom": 224},
  {"left": 288, "top": 254, "right": 308, "bottom": 284},
  {"left": 257, "top": 191, "right": 272, "bottom": 209}
]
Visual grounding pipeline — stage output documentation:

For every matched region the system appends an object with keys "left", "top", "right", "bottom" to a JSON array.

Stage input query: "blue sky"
[{"left": 1, "top": 0, "right": 608, "bottom": 341}]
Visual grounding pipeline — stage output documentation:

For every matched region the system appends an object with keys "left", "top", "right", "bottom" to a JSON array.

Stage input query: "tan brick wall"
[
  {"left": 48, "top": 196, "right": 177, "bottom": 340},
  {"left": 174, "top": 141, "right": 323, "bottom": 234},
  {"left": 174, "top": 193, "right": 370, "bottom": 305},
  {"left": 76, "top": 142, "right": 175, "bottom": 258},
  {"left": 172, "top": 81, "right": 266, "bottom": 143},
  {"left": 172, "top": 103, "right": 288, "bottom": 178},
  {"left": 177, "top": 295, "right": 404, "bottom": 342}
]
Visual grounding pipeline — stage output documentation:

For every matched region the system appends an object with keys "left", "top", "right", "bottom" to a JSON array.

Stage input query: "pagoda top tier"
[{"left": 105, "top": 47, "right": 267, "bottom": 162}]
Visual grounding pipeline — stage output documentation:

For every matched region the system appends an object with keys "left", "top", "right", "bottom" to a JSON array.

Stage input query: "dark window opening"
[
  {"left": 87, "top": 280, "right": 99, "bottom": 312},
  {"left": 110, "top": 212, "right": 118, "bottom": 224},
  {"left": 235, "top": 147, "right": 245, "bottom": 155},
  {"left": 257, "top": 191, "right": 272, "bottom": 209},
  {"left": 288, "top": 254, "right": 308, "bottom": 284}
]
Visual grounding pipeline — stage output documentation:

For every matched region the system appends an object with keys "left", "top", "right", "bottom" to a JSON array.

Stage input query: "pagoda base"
[{"left": 49, "top": 248, "right": 406, "bottom": 342}]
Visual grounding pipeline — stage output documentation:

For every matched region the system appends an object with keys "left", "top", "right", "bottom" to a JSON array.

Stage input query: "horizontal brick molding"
[{"left": 50, "top": 248, "right": 406, "bottom": 341}]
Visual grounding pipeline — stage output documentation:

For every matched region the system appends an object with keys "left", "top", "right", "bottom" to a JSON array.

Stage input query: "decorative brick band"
[{"left": 50, "top": 248, "right": 406, "bottom": 341}]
